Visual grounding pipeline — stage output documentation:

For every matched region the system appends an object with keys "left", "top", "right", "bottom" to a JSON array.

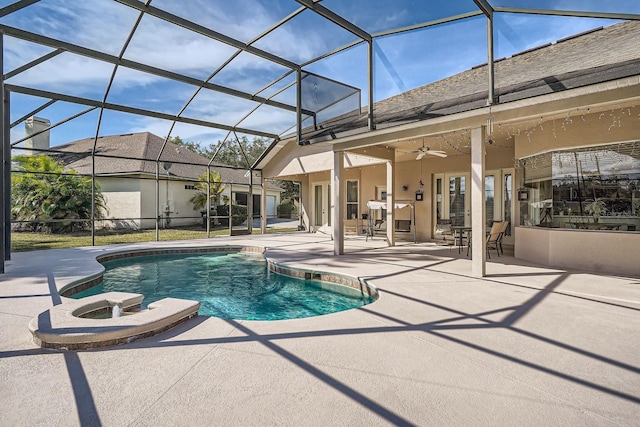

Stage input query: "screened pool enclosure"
[{"left": 1, "top": 1, "right": 639, "bottom": 272}]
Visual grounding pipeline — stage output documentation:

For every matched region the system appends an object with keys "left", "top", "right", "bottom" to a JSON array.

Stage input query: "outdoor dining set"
[{"left": 435, "top": 220, "right": 510, "bottom": 258}]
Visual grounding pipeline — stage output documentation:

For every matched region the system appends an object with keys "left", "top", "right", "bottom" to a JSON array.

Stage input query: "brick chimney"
[{"left": 24, "top": 116, "right": 50, "bottom": 156}]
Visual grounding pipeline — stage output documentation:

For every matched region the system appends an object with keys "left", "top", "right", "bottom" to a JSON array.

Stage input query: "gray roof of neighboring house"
[
  {"left": 299, "top": 20, "right": 640, "bottom": 142},
  {"left": 52, "top": 132, "right": 262, "bottom": 186}
]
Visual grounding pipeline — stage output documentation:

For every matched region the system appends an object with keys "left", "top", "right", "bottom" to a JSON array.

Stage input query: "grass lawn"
[{"left": 11, "top": 226, "right": 297, "bottom": 252}]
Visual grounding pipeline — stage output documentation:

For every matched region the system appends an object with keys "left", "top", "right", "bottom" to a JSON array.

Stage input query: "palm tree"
[{"left": 190, "top": 170, "right": 225, "bottom": 211}]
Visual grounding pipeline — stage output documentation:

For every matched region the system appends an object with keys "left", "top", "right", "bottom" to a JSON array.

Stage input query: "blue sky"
[{"left": 1, "top": 0, "right": 637, "bottom": 149}]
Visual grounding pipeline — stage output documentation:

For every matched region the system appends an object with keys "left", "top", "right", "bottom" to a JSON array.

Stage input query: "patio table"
[{"left": 451, "top": 226, "right": 472, "bottom": 254}]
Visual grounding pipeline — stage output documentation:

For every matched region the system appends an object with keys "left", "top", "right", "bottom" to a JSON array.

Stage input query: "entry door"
[
  {"left": 444, "top": 173, "right": 470, "bottom": 226},
  {"left": 313, "top": 182, "right": 331, "bottom": 233}
]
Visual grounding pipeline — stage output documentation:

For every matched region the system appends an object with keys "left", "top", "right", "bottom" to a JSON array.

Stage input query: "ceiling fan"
[{"left": 412, "top": 144, "right": 447, "bottom": 160}]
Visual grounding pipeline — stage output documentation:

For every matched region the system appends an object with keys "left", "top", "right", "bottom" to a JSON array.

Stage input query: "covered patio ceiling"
[{"left": 2, "top": 0, "right": 640, "bottom": 163}]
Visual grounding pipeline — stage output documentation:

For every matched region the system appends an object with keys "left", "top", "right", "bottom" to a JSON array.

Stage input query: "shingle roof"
[
  {"left": 52, "top": 132, "right": 254, "bottom": 184},
  {"left": 302, "top": 20, "right": 640, "bottom": 141}
]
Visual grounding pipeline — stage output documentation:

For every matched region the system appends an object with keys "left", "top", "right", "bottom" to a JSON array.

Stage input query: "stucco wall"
[
  {"left": 515, "top": 226, "right": 640, "bottom": 277},
  {"left": 515, "top": 106, "right": 640, "bottom": 158},
  {"left": 262, "top": 140, "right": 385, "bottom": 179},
  {"left": 513, "top": 106, "right": 640, "bottom": 276},
  {"left": 98, "top": 177, "right": 142, "bottom": 229}
]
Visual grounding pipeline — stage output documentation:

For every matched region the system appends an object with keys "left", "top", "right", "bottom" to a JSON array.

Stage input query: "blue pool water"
[{"left": 72, "top": 252, "right": 374, "bottom": 320}]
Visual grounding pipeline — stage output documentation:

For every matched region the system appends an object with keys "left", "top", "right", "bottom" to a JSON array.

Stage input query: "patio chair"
[
  {"left": 467, "top": 221, "right": 504, "bottom": 258},
  {"left": 435, "top": 219, "right": 455, "bottom": 248},
  {"left": 497, "top": 220, "right": 509, "bottom": 255},
  {"left": 486, "top": 221, "right": 504, "bottom": 258}
]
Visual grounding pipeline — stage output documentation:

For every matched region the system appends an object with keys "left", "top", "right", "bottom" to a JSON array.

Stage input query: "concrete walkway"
[{"left": 1, "top": 233, "right": 639, "bottom": 426}]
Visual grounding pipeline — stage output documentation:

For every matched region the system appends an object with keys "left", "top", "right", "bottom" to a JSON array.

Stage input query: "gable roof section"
[{"left": 52, "top": 132, "right": 252, "bottom": 184}]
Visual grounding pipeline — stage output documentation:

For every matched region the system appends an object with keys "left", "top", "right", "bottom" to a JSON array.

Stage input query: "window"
[
  {"left": 519, "top": 141, "right": 640, "bottom": 232},
  {"left": 485, "top": 175, "right": 495, "bottom": 228},
  {"left": 234, "top": 193, "right": 248, "bottom": 206},
  {"left": 346, "top": 180, "right": 359, "bottom": 219},
  {"left": 504, "top": 174, "right": 512, "bottom": 236}
]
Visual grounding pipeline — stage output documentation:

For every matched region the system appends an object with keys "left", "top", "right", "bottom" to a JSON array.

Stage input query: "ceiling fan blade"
[
  {"left": 428, "top": 151, "right": 447, "bottom": 158},
  {"left": 416, "top": 152, "right": 426, "bottom": 160}
]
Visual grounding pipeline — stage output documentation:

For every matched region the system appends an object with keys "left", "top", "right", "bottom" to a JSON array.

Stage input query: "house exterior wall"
[
  {"left": 516, "top": 226, "right": 640, "bottom": 276},
  {"left": 270, "top": 141, "right": 517, "bottom": 242},
  {"left": 168, "top": 180, "right": 202, "bottom": 227},
  {"left": 99, "top": 176, "right": 281, "bottom": 230},
  {"left": 262, "top": 141, "right": 385, "bottom": 179},
  {"left": 261, "top": 104, "right": 638, "bottom": 276},
  {"left": 97, "top": 177, "right": 143, "bottom": 229},
  {"left": 513, "top": 107, "right": 640, "bottom": 275},
  {"left": 515, "top": 106, "right": 640, "bottom": 159}
]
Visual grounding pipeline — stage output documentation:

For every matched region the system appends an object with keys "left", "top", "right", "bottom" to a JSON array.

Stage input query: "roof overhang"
[
  {"left": 331, "top": 74, "right": 640, "bottom": 152},
  {"left": 255, "top": 74, "right": 640, "bottom": 169}
]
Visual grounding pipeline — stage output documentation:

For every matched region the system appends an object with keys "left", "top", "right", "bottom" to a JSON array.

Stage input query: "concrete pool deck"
[{"left": 1, "top": 232, "right": 639, "bottom": 426}]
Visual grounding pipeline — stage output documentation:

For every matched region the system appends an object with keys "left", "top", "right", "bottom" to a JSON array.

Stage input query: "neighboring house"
[
  {"left": 51, "top": 132, "right": 281, "bottom": 229},
  {"left": 256, "top": 21, "right": 640, "bottom": 277}
]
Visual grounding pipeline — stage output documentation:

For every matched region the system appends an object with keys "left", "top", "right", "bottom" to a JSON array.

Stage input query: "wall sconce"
[{"left": 402, "top": 185, "right": 408, "bottom": 191}]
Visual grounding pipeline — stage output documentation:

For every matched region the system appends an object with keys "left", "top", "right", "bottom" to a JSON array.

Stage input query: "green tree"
[
  {"left": 189, "top": 170, "right": 225, "bottom": 211},
  {"left": 209, "top": 136, "right": 270, "bottom": 167},
  {"left": 168, "top": 136, "right": 205, "bottom": 156},
  {"left": 169, "top": 135, "right": 272, "bottom": 168},
  {"left": 11, "top": 155, "right": 107, "bottom": 233},
  {"left": 278, "top": 180, "right": 299, "bottom": 200}
]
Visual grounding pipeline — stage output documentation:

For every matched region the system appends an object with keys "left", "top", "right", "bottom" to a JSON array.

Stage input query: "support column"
[
  {"left": 296, "top": 69, "right": 302, "bottom": 144},
  {"left": 2, "top": 87, "right": 10, "bottom": 267},
  {"left": 487, "top": 11, "right": 495, "bottom": 105},
  {"left": 206, "top": 166, "right": 211, "bottom": 238},
  {"left": 0, "top": 38, "right": 5, "bottom": 271},
  {"left": 332, "top": 151, "right": 344, "bottom": 255},
  {"left": 367, "top": 40, "right": 374, "bottom": 131},
  {"left": 155, "top": 162, "right": 160, "bottom": 241},
  {"left": 261, "top": 176, "right": 267, "bottom": 234},
  {"left": 386, "top": 159, "right": 395, "bottom": 246},
  {"left": 471, "top": 127, "right": 486, "bottom": 277},
  {"left": 228, "top": 183, "right": 233, "bottom": 235},
  {"left": 247, "top": 171, "right": 253, "bottom": 234},
  {"left": 298, "top": 178, "right": 309, "bottom": 233}
]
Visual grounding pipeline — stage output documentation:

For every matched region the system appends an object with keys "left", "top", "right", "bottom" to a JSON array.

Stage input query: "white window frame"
[{"left": 346, "top": 179, "right": 359, "bottom": 220}]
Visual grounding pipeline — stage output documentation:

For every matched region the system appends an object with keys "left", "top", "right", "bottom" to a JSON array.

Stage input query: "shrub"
[
  {"left": 277, "top": 198, "right": 298, "bottom": 218},
  {"left": 214, "top": 204, "right": 247, "bottom": 226},
  {"left": 12, "top": 155, "right": 106, "bottom": 233}
]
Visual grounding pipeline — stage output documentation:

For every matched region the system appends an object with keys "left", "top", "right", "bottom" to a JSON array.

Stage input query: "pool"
[{"left": 71, "top": 250, "right": 376, "bottom": 320}]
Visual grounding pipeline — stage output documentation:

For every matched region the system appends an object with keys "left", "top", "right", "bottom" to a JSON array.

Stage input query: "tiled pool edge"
[
  {"left": 267, "top": 261, "right": 378, "bottom": 299},
  {"left": 60, "top": 245, "right": 378, "bottom": 300}
]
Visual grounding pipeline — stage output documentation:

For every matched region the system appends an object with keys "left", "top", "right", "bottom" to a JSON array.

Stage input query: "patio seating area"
[{"left": 1, "top": 233, "right": 638, "bottom": 425}]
